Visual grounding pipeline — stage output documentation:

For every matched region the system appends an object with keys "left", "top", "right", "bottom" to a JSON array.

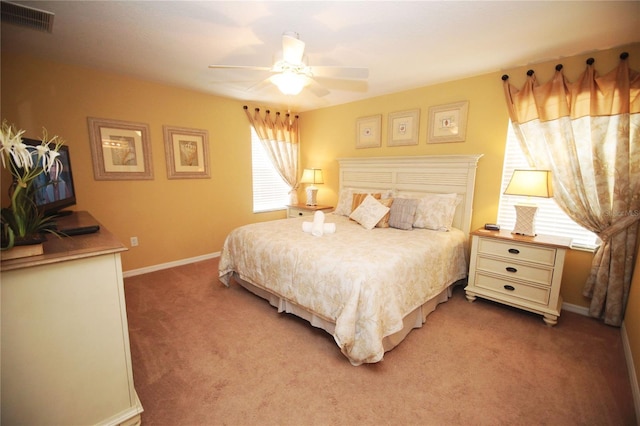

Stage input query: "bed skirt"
[{"left": 231, "top": 272, "right": 460, "bottom": 356}]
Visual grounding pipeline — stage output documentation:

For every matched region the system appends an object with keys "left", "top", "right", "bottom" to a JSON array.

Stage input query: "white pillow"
[
  {"left": 335, "top": 187, "right": 393, "bottom": 216},
  {"left": 409, "top": 193, "right": 460, "bottom": 231},
  {"left": 334, "top": 188, "right": 355, "bottom": 216},
  {"left": 397, "top": 192, "right": 460, "bottom": 230},
  {"left": 349, "top": 195, "right": 390, "bottom": 230}
]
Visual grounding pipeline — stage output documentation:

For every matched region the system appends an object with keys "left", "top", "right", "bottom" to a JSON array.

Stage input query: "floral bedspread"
[{"left": 218, "top": 214, "right": 467, "bottom": 365}]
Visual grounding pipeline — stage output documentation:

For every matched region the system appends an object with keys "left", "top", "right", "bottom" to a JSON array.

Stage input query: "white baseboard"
[
  {"left": 622, "top": 322, "right": 640, "bottom": 425},
  {"left": 561, "top": 301, "right": 590, "bottom": 316},
  {"left": 122, "top": 252, "right": 221, "bottom": 278}
]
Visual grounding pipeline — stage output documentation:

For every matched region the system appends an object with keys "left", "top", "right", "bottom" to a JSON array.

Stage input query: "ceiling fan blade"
[
  {"left": 246, "top": 77, "right": 274, "bottom": 93},
  {"left": 282, "top": 33, "right": 305, "bottom": 64},
  {"left": 306, "top": 78, "right": 330, "bottom": 97},
  {"left": 208, "top": 65, "right": 272, "bottom": 72},
  {"left": 308, "top": 66, "right": 369, "bottom": 80},
  {"left": 313, "top": 77, "right": 369, "bottom": 93}
]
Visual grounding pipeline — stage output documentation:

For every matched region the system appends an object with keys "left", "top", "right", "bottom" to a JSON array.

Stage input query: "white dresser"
[
  {"left": 465, "top": 228, "right": 572, "bottom": 326},
  {"left": 1, "top": 211, "right": 143, "bottom": 425}
]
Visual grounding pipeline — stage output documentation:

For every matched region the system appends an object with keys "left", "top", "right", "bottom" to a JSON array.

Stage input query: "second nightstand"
[
  {"left": 465, "top": 228, "right": 572, "bottom": 326},
  {"left": 286, "top": 204, "right": 333, "bottom": 218}
]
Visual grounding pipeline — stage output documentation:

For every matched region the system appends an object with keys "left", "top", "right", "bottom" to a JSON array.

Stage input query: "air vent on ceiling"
[{"left": 1, "top": 1, "right": 54, "bottom": 33}]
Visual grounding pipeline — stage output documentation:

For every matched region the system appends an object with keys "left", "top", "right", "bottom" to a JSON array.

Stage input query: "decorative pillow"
[
  {"left": 334, "top": 188, "right": 355, "bottom": 216},
  {"left": 351, "top": 192, "right": 381, "bottom": 213},
  {"left": 388, "top": 198, "right": 420, "bottom": 230},
  {"left": 349, "top": 195, "right": 390, "bottom": 230},
  {"left": 411, "top": 193, "right": 460, "bottom": 231},
  {"left": 375, "top": 198, "right": 394, "bottom": 228},
  {"left": 335, "top": 188, "right": 392, "bottom": 216}
]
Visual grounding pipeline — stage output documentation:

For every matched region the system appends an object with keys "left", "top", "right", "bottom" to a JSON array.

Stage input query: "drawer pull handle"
[
  {"left": 508, "top": 248, "right": 520, "bottom": 254},
  {"left": 504, "top": 285, "right": 516, "bottom": 291},
  {"left": 506, "top": 267, "right": 518, "bottom": 273},
  {"left": 298, "top": 212, "right": 304, "bottom": 216}
]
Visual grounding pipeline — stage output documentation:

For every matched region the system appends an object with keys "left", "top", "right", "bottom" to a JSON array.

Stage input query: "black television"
[{"left": 23, "top": 137, "right": 77, "bottom": 216}]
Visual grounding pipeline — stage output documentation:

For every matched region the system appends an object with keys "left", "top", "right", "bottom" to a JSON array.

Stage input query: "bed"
[{"left": 219, "top": 154, "right": 482, "bottom": 365}]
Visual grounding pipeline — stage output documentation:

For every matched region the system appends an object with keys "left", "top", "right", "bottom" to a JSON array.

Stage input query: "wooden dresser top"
[
  {"left": 1, "top": 211, "right": 126, "bottom": 272},
  {"left": 471, "top": 228, "right": 573, "bottom": 249}
]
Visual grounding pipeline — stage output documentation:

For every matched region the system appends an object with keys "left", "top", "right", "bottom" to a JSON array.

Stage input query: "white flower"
[
  {"left": 0, "top": 123, "right": 27, "bottom": 169},
  {"left": 35, "top": 143, "right": 60, "bottom": 174},
  {"left": 9, "top": 142, "right": 34, "bottom": 170},
  {"left": 49, "top": 157, "right": 63, "bottom": 180}
]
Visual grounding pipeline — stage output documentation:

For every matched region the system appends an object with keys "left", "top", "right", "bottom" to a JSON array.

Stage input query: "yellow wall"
[{"left": 1, "top": 52, "right": 285, "bottom": 272}]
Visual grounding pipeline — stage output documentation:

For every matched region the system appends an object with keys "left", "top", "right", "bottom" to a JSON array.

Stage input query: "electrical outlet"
[{"left": 130, "top": 237, "right": 139, "bottom": 247}]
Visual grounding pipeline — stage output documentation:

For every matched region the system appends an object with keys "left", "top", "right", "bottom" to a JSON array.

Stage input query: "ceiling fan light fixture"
[{"left": 271, "top": 71, "right": 308, "bottom": 95}]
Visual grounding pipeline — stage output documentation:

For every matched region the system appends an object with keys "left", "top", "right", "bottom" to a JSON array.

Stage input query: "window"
[
  {"left": 251, "top": 127, "right": 290, "bottom": 213},
  {"left": 497, "top": 121, "right": 599, "bottom": 250}
]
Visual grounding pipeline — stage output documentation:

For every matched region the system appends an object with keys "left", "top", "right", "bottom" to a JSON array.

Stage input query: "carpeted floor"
[{"left": 124, "top": 258, "right": 636, "bottom": 425}]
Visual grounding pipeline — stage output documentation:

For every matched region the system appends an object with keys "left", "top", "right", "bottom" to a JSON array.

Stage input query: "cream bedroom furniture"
[
  {"left": 465, "top": 228, "right": 572, "bottom": 326},
  {"left": 220, "top": 154, "right": 483, "bottom": 365},
  {"left": 1, "top": 211, "right": 143, "bottom": 426},
  {"left": 287, "top": 203, "right": 333, "bottom": 218}
]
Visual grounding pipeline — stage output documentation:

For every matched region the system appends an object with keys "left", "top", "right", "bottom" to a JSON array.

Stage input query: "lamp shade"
[
  {"left": 504, "top": 169, "right": 553, "bottom": 198},
  {"left": 300, "top": 168, "right": 324, "bottom": 185}
]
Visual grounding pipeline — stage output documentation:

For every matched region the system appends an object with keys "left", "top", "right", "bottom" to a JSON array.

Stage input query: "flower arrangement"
[{"left": 1, "top": 120, "right": 65, "bottom": 250}]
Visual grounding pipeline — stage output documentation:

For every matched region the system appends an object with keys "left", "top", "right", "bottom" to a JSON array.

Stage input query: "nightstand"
[
  {"left": 465, "top": 228, "right": 572, "bottom": 326},
  {"left": 286, "top": 204, "right": 333, "bottom": 218}
]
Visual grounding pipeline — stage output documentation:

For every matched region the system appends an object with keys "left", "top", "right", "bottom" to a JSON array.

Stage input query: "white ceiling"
[{"left": 2, "top": 1, "right": 639, "bottom": 112}]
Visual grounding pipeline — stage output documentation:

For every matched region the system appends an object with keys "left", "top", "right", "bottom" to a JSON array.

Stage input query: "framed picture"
[
  {"left": 87, "top": 117, "right": 153, "bottom": 180},
  {"left": 163, "top": 126, "right": 210, "bottom": 179},
  {"left": 387, "top": 109, "right": 420, "bottom": 146},
  {"left": 427, "top": 101, "right": 469, "bottom": 143},
  {"left": 356, "top": 115, "right": 382, "bottom": 149}
]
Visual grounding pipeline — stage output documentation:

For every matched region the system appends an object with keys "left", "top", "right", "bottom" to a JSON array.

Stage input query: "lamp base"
[
  {"left": 305, "top": 186, "right": 318, "bottom": 206},
  {"left": 511, "top": 204, "right": 538, "bottom": 236}
]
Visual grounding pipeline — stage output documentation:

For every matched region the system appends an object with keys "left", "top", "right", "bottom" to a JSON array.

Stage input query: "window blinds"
[{"left": 251, "top": 128, "right": 290, "bottom": 213}]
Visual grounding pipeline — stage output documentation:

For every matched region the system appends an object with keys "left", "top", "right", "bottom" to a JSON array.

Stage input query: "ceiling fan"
[{"left": 208, "top": 32, "right": 369, "bottom": 97}]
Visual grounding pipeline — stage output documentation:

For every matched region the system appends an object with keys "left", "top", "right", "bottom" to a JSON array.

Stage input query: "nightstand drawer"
[
  {"left": 286, "top": 204, "right": 333, "bottom": 219},
  {"left": 288, "top": 208, "right": 310, "bottom": 218},
  {"left": 477, "top": 238, "right": 557, "bottom": 266},
  {"left": 476, "top": 256, "right": 554, "bottom": 286},
  {"left": 474, "top": 272, "right": 550, "bottom": 305}
]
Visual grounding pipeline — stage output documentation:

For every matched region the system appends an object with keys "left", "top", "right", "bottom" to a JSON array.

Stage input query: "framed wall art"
[
  {"left": 163, "top": 126, "right": 210, "bottom": 179},
  {"left": 87, "top": 117, "right": 154, "bottom": 180},
  {"left": 356, "top": 115, "right": 382, "bottom": 149},
  {"left": 427, "top": 101, "right": 469, "bottom": 143},
  {"left": 387, "top": 109, "right": 420, "bottom": 146}
]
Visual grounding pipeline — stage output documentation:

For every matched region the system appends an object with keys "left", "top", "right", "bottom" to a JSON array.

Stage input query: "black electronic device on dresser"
[
  {"left": 20, "top": 138, "right": 100, "bottom": 236},
  {"left": 21, "top": 137, "right": 77, "bottom": 217},
  {"left": 53, "top": 211, "right": 101, "bottom": 236}
]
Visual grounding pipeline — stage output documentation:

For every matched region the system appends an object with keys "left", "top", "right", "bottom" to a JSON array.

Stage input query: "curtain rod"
[{"left": 501, "top": 51, "right": 629, "bottom": 81}]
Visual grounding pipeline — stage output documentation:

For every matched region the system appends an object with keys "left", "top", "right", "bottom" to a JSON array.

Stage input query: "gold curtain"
[
  {"left": 502, "top": 53, "right": 640, "bottom": 326},
  {"left": 244, "top": 106, "right": 300, "bottom": 204}
]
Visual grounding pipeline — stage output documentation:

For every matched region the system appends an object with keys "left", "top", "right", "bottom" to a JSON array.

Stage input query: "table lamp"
[
  {"left": 504, "top": 169, "right": 553, "bottom": 236},
  {"left": 300, "top": 168, "right": 324, "bottom": 206}
]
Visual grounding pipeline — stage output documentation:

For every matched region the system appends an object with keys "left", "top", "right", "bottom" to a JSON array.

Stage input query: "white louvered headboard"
[{"left": 337, "top": 155, "right": 483, "bottom": 234}]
